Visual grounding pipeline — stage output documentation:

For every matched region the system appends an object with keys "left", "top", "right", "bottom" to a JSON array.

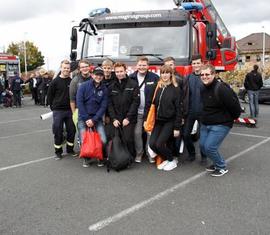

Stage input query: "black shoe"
[
  {"left": 211, "top": 168, "right": 228, "bottom": 177},
  {"left": 54, "top": 153, "right": 62, "bottom": 160},
  {"left": 82, "top": 158, "right": 90, "bottom": 167},
  {"left": 97, "top": 160, "right": 105, "bottom": 167},
  {"left": 185, "top": 155, "right": 195, "bottom": 162},
  {"left": 205, "top": 165, "right": 216, "bottom": 172},
  {"left": 200, "top": 158, "right": 208, "bottom": 166},
  {"left": 67, "top": 151, "right": 77, "bottom": 157}
]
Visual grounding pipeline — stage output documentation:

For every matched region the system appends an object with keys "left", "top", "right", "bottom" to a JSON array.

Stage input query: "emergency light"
[
  {"left": 182, "top": 3, "right": 203, "bottom": 11},
  {"left": 89, "top": 8, "right": 111, "bottom": 17}
]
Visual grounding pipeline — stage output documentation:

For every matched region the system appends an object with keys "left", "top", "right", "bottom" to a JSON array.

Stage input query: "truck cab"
[{"left": 70, "top": 0, "right": 237, "bottom": 75}]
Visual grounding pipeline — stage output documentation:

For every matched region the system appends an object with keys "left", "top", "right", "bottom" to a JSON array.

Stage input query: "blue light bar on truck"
[
  {"left": 89, "top": 8, "right": 111, "bottom": 17},
  {"left": 182, "top": 3, "right": 203, "bottom": 11}
]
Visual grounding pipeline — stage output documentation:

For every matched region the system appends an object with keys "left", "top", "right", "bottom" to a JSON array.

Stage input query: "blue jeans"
[
  {"left": 247, "top": 90, "right": 259, "bottom": 118},
  {"left": 199, "top": 124, "right": 230, "bottom": 169},
  {"left": 77, "top": 120, "right": 107, "bottom": 145}
]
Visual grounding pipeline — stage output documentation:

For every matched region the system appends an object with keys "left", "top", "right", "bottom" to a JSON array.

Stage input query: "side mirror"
[
  {"left": 206, "top": 23, "right": 217, "bottom": 60},
  {"left": 71, "top": 27, "right": 77, "bottom": 50},
  {"left": 70, "top": 27, "right": 77, "bottom": 61}
]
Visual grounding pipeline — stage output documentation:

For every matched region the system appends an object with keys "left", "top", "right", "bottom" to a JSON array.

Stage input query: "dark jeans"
[
  {"left": 183, "top": 115, "right": 206, "bottom": 159},
  {"left": 149, "top": 120, "right": 174, "bottom": 162},
  {"left": 52, "top": 110, "right": 76, "bottom": 154},
  {"left": 13, "top": 90, "right": 21, "bottom": 107},
  {"left": 32, "top": 88, "right": 39, "bottom": 104}
]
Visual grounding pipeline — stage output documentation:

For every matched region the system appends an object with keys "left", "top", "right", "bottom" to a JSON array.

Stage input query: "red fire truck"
[
  {"left": 0, "top": 53, "right": 21, "bottom": 84},
  {"left": 69, "top": 0, "right": 237, "bottom": 75}
]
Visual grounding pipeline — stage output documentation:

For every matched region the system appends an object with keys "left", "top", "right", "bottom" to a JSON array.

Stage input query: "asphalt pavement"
[{"left": 1, "top": 97, "right": 270, "bottom": 235}]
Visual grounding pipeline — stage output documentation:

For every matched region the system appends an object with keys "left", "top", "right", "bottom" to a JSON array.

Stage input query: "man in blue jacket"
[
  {"left": 183, "top": 54, "right": 207, "bottom": 164},
  {"left": 11, "top": 71, "right": 24, "bottom": 107},
  {"left": 76, "top": 67, "right": 108, "bottom": 167}
]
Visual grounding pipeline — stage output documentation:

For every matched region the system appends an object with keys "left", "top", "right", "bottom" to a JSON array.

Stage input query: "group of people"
[
  {"left": 46, "top": 55, "right": 242, "bottom": 176},
  {"left": 27, "top": 69, "right": 53, "bottom": 106}
]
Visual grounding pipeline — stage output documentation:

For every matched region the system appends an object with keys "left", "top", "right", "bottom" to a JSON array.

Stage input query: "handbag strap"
[
  {"left": 114, "top": 126, "right": 128, "bottom": 145},
  {"left": 138, "top": 78, "right": 146, "bottom": 89},
  {"left": 151, "top": 82, "right": 160, "bottom": 104}
]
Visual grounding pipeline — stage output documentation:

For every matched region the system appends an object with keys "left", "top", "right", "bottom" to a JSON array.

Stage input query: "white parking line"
[
  {"left": 88, "top": 137, "right": 270, "bottom": 232},
  {"left": 0, "top": 156, "right": 54, "bottom": 172},
  {"left": 0, "top": 129, "right": 51, "bottom": 139},
  {"left": 230, "top": 132, "right": 268, "bottom": 139},
  {"left": 0, "top": 117, "right": 40, "bottom": 124}
]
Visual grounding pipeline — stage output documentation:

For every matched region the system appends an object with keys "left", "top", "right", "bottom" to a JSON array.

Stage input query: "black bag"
[
  {"left": 107, "top": 128, "right": 132, "bottom": 172},
  {"left": 214, "top": 81, "right": 242, "bottom": 119}
]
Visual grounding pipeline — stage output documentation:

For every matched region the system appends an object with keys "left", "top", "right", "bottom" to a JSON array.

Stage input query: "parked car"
[{"left": 238, "top": 78, "right": 270, "bottom": 103}]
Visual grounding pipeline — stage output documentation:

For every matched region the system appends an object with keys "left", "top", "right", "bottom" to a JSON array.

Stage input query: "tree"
[{"left": 7, "top": 41, "right": 45, "bottom": 72}]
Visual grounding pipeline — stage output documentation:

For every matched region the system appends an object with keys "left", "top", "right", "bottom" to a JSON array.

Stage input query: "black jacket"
[
  {"left": 244, "top": 71, "right": 263, "bottom": 91},
  {"left": 145, "top": 83, "right": 182, "bottom": 130},
  {"left": 107, "top": 77, "right": 140, "bottom": 124},
  {"left": 201, "top": 79, "right": 239, "bottom": 128},
  {"left": 129, "top": 71, "right": 159, "bottom": 114},
  {"left": 47, "top": 76, "right": 72, "bottom": 111}
]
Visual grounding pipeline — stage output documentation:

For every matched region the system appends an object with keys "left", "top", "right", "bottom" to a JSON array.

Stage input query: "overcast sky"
[{"left": 0, "top": 0, "right": 269, "bottom": 70}]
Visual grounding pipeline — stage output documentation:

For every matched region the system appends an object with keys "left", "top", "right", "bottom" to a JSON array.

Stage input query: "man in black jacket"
[
  {"left": 129, "top": 56, "right": 159, "bottom": 163},
  {"left": 107, "top": 62, "right": 140, "bottom": 158},
  {"left": 47, "top": 60, "right": 76, "bottom": 160},
  {"left": 200, "top": 64, "right": 241, "bottom": 177},
  {"left": 244, "top": 65, "right": 263, "bottom": 118}
]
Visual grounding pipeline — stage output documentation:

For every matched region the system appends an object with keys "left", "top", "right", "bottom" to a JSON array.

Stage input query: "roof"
[{"left": 237, "top": 33, "right": 270, "bottom": 53}]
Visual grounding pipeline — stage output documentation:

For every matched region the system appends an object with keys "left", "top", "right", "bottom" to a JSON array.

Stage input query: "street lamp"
[
  {"left": 23, "top": 32, "right": 28, "bottom": 77},
  {"left": 262, "top": 26, "right": 266, "bottom": 69}
]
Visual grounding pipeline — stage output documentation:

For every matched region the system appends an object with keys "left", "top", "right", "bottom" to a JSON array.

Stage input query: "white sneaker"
[
  {"left": 157, "top": 160, "right": 169, "bottom": 170},
  {"left": 163, "top": 160, "right": 177, "bottom": 171}
]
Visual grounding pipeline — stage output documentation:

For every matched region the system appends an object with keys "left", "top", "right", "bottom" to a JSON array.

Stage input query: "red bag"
[{"left": 79, "top": 128, "right": 103, "bottom": 160}]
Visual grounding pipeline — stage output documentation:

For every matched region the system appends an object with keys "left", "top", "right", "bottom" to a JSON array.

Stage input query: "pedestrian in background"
[
  {"left": 244, "top": 64, "right": 263, "bottom": 118},
  {"left": 11, "top": 71, "right": 23, "bottom": 108},
  {"left": 47, "top": 60, "right": 76, "bottom": 160}
]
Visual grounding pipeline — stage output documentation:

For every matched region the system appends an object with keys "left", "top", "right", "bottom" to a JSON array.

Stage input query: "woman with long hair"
[{"left": 147, "top": 65, "right": 183, "bottom": 171}]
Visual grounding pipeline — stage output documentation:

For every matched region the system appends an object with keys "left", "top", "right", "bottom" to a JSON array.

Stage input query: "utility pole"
[
  {"left": 23, "top": 40, "right": 27, "bottom": 77},
  {"left": 262, "top": 26, "right": 266, "bottom": 69},
  {"left": 23, "top": 32, "right": 28, "bottom": 77}
]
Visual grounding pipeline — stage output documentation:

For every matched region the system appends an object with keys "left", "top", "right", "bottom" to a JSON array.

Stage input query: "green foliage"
[{"left": 7, "top": 41, "right": 45, "bottom": 72}]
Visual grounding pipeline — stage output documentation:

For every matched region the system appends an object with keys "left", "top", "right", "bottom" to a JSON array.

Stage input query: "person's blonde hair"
[
  {"left": 102, "top": 59, "right": 113, "bottom": 67},
  {"left": 159, "top": 65, "right": 178, "bottom": 87}
]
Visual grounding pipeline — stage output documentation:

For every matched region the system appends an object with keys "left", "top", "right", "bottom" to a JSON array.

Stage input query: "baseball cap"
[{"left": 93, "top": 66, "right": 104, "bottom": 75}]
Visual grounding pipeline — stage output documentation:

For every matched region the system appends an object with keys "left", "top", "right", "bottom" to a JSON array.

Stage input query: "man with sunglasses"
[{"left": 199, "top": 64, "right": 241, "bottom": 176}]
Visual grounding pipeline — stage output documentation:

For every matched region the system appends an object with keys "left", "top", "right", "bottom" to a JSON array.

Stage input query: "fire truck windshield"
[{"left": 82, "top": 24, "right": 189, "bottom": 62}]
